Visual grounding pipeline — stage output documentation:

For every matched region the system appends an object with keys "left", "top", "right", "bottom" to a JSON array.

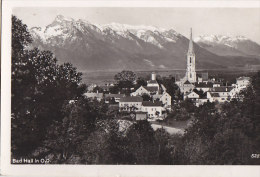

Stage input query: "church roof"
[
  {"left": 142, "top": 101, "right": 163, "bottom": 107},
  {"left": 120, "top": 96, "right": 143, "bottom": 102},
  {"left": 187, "top": 28, "right": 194, "bottom": 54},
  {"left": 147, "top": 80, "right": 158, "bottom": 84}
]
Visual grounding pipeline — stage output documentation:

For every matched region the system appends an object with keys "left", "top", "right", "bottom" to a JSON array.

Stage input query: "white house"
[
  {"left": 236, "top": 76, "right": 250, "bottom": 89},
  {"left": 179, "top": 80, "right": 195, "bottom": 93},
  {"left": 184, "top": 91, "right": 200, "bottom": 100},
  {"left": 131, "top": 86, "right": 151, "bottom": 96},
  {"left": 152, "top": 92, "right": 171, "bottom": 108},
  {"left": 131, "top": 86, "right": 159, "bottom": 96},
  {"left": 119, "top": 96, "right": 143, "bottom": 112},
  {"left": 195, "top": 82, "right": 213, "bottom": 92},
  {"left": 207, "top": 86, "right": 232, "bottom": 103},
  {"left": 141, "top": 101, "right": 164, "bottom": 118},
  {"left": 207, "top": 92, "right": 223, "bottom": 103}
]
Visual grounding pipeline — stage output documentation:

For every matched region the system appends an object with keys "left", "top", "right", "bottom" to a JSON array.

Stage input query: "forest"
[{"left": 11, "top": 16, "right": 260, "bottom": 165}]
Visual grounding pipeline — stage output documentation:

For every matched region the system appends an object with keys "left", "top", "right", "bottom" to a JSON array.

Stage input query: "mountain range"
[
  {"left": 194, "top": 35, "right": 260, "bottom": 57},
  {"left": 29, "top": 15, "right": 260, "bottom": 71}
]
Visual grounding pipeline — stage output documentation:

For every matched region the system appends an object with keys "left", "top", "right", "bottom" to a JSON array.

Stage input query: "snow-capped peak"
[
  {"left": 102, "top": 22, "right": 166, "bottom": 32},
  {"left": 194, "top": 34, "right": 250, "bottom": 44},
  {"left": 54, "top": 15, "right": 74, "bottom": 23},
  {"left": 31, "top": 15, "right": 181, "bottom": 48}
]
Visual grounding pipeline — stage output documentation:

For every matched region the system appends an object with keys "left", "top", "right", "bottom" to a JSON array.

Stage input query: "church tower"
[{"left": 185, "top": 28, "right": 196, "bottom": 83}]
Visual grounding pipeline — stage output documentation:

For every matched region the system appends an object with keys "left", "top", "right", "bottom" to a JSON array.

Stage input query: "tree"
[
  {"left": 158, "top": 76, "right": 181, "bottom": 101},
  {"left": 11, "top": 16, "right": 85, "bottom": 157},
  {"left": 114, "top": 70, "right": 137, "bottom": 83},
  {"left": 124, "top": 120, "right": 159, "bottom": 164},
  {"left": 154, "top": 128, "right": 174, "bottom": 164},
  {"left": 141, "top": 94, "right": 152, "bottom": 101},
  {"left": 33, "top": 97, "right": 112, "bottom": 164},
  {"left": 135, "top": 77, "right": 147, "bottom": 89},
  {"left": 114, "top": 71, "right": 136, "bottom": 94},
  {"left": 93, "top": 86, "right": 104, "bottom": 93}
]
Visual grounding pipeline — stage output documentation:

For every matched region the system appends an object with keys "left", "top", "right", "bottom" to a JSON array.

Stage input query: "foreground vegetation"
[{"left": 11, "top": 16, "right": 260, "bottom": 164}]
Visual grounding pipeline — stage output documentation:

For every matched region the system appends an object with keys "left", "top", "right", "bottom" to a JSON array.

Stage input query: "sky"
[{"left": 13, "top": 7, "right": 260, "bottom": 43}]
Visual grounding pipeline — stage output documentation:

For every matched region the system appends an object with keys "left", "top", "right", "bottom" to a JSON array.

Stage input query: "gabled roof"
[
  {"left": 120, "top": 96, "right": 143, "bottom": 102},
  {"left": 184, "top": 80, "right": 192, "bottom": 85},
  {"left": 143, "top": 86, "right": 159, "bottom": 92},
  {"left": 188, "top": 91, "right": 199, "bottom": 97},
  {"left": 142, "top": 101, "right": 163, "bottom": 107},
  {"left": 211, "top": 86, "right": 234, "bottom": 92},
  {"left": 195, "top": 82, "right": 213, "bottom": 88}
]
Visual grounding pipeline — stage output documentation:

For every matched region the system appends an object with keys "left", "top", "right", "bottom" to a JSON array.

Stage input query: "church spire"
[{"left": 188, "top": 28, "right": 194, "bottom": 54}]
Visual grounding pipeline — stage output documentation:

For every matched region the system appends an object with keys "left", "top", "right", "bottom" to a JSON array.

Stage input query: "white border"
[{"left": 2, "top": 1, "right": 260, "bottom": 177}]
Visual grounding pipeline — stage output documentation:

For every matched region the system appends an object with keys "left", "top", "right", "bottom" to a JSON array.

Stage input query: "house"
[
  {"left": 236, "top": 76, "right": 250, "bottom": 89},
  {"left": 179, "top": 80, "right": 195, "bottom": 93},
  {"left": 152, "top": 92, "right": 171, "bottom": 108},
  {"left": 83, "top": 92, "right": 104, "bottom": 101},
  {"left": 141, "top": 101, "right": 164, "bottom": 118},
  {"left": 207, "top": 86, "right": 233, "bottom": 103},
  {"left": 104, "top": 93, "right": 125, "bottom": 103},
  {"left": 210, "top": 86, "right": 234, "bottom": 96},
  {"left": 131, "top": 85, "right": 159, "bottom": 96},
  {"left": 194, "top": 82, "right": 213, "bottom": 92},
  {"left": 119, "top": 96, "right": 143, "bottom": 112},
  {"left": 184, "top": 91, "right": 200, "bottom": 100},
  {"left": 213, "top": 83, "right": 222, "bottom": 88},
  {"left": 207, "top": 92, "right": 224, "bottom": 103}
]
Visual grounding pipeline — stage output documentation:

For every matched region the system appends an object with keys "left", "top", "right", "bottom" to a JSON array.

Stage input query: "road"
[{"left": 151, "top": 124, "right": 185, "bottom": 135}]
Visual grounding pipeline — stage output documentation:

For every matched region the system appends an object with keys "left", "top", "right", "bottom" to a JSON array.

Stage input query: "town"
[
  {"left": 83, "top": 29, "right": 251, "bottom": 122},
  {"left": 10, "top": 13, "right": 260, "bottom": 166}
]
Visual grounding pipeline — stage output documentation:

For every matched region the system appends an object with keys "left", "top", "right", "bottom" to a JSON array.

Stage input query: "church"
[{"left": 176, "top": 28, "right": 197, "bottom": 93}]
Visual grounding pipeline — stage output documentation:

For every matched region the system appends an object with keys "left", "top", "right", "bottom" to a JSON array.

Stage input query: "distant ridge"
[
  {"left": 29, "top": 15, "right": 260, "bottom": 71},
  {"left": 194, "top": 35, "right": 260, "bottom": 57}
]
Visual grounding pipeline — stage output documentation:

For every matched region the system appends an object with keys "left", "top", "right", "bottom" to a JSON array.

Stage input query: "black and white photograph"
[{"left": 1, "top": 0, "right": 260, "bottom": 176}]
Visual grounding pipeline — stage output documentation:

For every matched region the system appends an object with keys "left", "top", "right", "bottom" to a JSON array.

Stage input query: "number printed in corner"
[{"left": 251, "top": 154, "right": 260, "bottom": 158}]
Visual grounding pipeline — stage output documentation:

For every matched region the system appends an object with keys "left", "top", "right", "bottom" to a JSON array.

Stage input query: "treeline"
[{"left": 11, "top": 16, "right": 260, "bottom": 164}]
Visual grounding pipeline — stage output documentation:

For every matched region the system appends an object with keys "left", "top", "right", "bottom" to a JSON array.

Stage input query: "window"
[{"left": 190, "top": 57, "right": 192, "bottom": 63}]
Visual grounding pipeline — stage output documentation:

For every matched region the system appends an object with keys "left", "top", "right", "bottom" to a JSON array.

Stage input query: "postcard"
[{"left": 1, "top": 0, "right": 260, "bottom": 176}]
